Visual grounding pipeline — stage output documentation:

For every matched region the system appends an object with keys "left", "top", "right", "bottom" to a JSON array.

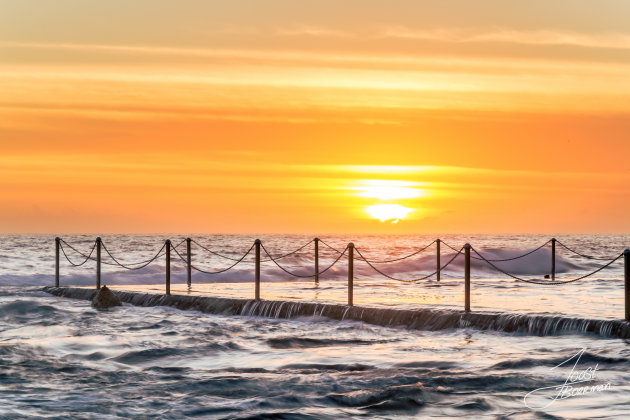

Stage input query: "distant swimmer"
[{"left": 92, "top": 285, "right": 122, "bottom": 309}]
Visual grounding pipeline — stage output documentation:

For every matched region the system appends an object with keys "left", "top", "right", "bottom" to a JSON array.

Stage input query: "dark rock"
[{"left": 91, "top": 285, "right": 122, "bottom": 309}]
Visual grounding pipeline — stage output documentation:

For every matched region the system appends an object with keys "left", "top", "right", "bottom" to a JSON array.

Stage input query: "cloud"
[
  {"left": 2, "top": 40, "right": 627, "bottom": 72},
  {"left": 4, "top": 38, "right": 630, "bottom": 117},
  {"left": 380, "top": 26, "right": 630, "bottom": 50},
  {"left": 274, "top": 25, "right": 353, "bottom": 38}
]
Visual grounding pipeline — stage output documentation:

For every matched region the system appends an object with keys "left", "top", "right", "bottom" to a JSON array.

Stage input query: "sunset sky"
[{"left": 2, "top": 0, "right": 630, "bottom": 234}]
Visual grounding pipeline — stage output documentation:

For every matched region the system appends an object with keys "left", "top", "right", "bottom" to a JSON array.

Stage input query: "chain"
[
  {"left": 59, "top": 240, "right": 96, "bottom": 267},
  {"left": 260, "top": 243, "right": 348, "bottom": 278},
  {"left": 555, "top": 240, "right": 618, "bottom": 261},
  {"left": 100, "top": 241, "right": 166, "bottom": 270},
  {"left": 353, "top": 246, "right": 464, "bottom": 282},
  {"left": 470, "top": 246, "right": 624, "bottom": 285},
  {"left": 172, "top": 242, "right": 255, "bottom": 274}
]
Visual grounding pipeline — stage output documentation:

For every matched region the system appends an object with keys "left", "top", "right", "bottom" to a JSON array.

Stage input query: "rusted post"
[
  {"left": 55, "top": 237, "right": 60, "bottom": 287},
  {"left": 625, "top": 249, "right": 630, "bottom": 322},
  {"left": 165, "top": 239, "right": 171, "bottom": 295},
  {"left": 255, "top": 239, "right": 261, "bottom": 300},
  {"left": 186, "top": 238, "right": 192, "bottom": 288},
  {"left": 348, "top": 242, "right": 354, "bottom": 306},
  {"left": 314, "top": 238, "right": 319, "bottom": 284},
  {"left": 436, "top": 239, "right": 441, "bottom": 281},
  {"left": 464, "top": 243, "right": 471, "bottom": 312},
  {"left": 96, "top": 237, "right": 101, "bottom": 290},
  {"left": 551, "top": 238, "right": 556, "bottom": 281}
]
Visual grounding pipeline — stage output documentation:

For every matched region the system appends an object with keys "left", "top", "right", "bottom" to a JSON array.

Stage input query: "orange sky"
[{"left": 1, "top": 1, "right": 630, "bottom": 234}]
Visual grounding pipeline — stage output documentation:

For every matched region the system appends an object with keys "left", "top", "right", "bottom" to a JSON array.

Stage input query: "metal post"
[
  {"left": 625, "top": 249, "right": 630, "bottom": 322},
  {"left": 436, "top": 239, "right": 441, "bottom": 282},
  {"left": 55, "top": 237, "right": 60, "bottom": 287},
  {"left": 464, "top": 243, "right": 471, "bottom": 312},
  {"left": 551, "top": 238, "right": 556, "bottom": 281},
  {"left": 314, "top": 237, "right": 319, "bottom": 284},
  {"left": 255, "top": 239, "right": 261, "bottom": 300},
  {"left": 165, "top": 239, "right": 171, "bottom": 295},
  {"left": 186, "top": 238, "right": 192, "bottom": 288},
  {"left": 348, "top": 242, "right": 354, "bottom": 306},
  {"left": 96, "top": 237, "right": 101, "bottom": 290}
]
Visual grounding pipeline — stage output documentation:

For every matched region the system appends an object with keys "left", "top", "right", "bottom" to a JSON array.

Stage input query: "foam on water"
[{"left": 1, "top": 287, "right": 630, "bottom": 418}]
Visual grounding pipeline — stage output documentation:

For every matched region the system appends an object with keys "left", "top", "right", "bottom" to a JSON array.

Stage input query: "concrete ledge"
[{"left": 43, "top": 286, "right": 630, "bottom": 339}]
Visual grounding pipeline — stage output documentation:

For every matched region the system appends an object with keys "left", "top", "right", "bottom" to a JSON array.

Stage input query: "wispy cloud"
[
  {"left": 3, "top": 38, "right": 630, "bottom": 119},
  {"left": 380, "top": 26, "right": 630, "bottom": 50},
  {"left": 274, "top": 24, "right": 353, "bottom": 38},
  {"left": 189, "top": 23, "right": 630, "bottom": 50},
  {"left": 3, "top": 40, "right": 629, "bottom": 75}
]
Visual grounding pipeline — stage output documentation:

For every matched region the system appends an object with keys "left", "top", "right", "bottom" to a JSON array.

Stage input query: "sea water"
[{"left": 1, "top": 234, "right": 629, "bottom": 418}]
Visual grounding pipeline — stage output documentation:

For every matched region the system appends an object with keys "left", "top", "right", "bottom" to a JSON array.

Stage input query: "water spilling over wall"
[{"left": 43, "top": 287, "right": 630, "bottom": 339}]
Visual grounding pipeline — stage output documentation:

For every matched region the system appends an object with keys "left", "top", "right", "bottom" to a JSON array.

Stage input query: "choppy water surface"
[{"left": 1, "top": 234, "right": 630, "bottom": 418}]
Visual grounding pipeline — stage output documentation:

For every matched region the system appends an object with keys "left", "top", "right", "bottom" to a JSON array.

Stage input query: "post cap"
[
  {"left": 314, "top": 237, "right": 319, "bottom": 242},
  {"left": 464, "top": 243, "right": 471, "bottom": 248},
  {"left": 165, "top": 239, "right": 171, "bottom": 245},
  {"left": 551, "top": 237, "right": 557, "bottom": 242},
  {"left": 55, "top": 237, "right": 60, "bottom": 241},
  {"left": 436, "top": 238, "right": 441, "bottom": 243},
  {"left": 186, "top": 237, "right": 191, "bottom": 242},
  {"left": 625, "top": 249, "right": 630, "bottom": 255},
  {"left": 96, "top": 237, "right": 102, "bottom": 242},
  {"left": 348, "top": 242, "right": 354, "bottom": 248},
  {"left": 255, "top": 239, "right": 261, "bottom": 244}
]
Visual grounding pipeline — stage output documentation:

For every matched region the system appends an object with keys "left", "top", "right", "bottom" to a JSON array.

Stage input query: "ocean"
[{"left": 1, "top": 234, "right": 629, "bottom": 418}]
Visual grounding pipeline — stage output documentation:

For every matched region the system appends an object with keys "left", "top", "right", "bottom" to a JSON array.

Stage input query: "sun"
[
  {"left": 352, "top": 179, "right": 420, "bottom": 223},
  {"left": 365, "top": 204, "right": 413, "bottom": 223}
]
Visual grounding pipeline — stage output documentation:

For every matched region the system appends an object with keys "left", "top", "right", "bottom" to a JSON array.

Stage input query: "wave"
[
  {"left": 112, "top": 341, "right": 242, "bottom": 365},
  {"left": 323, "top": 383, "right": 425, "bottom": 412},
  {"left": 490, "top": 351, "right": 630, "bottom": 370},
  {"left": 2, "top": 244, "right": 598, "bottom": 288},
  {"left": 266, "top": 336, "right": 396, "bottom": 349},
  {"left": 0, "top": 300, "right": 66, "bottom": 323},
  {"left": 44, "top": 287, "right": 630, "bottom": 339},
  {"left": 1, "top": 266, "right": 319, "bottom": 287},
  {"left": 280, "top": 363, "right": 373, "bottom": 372},
  {"left": 351, "top": 247, "right": 585, "bottom": 279}
]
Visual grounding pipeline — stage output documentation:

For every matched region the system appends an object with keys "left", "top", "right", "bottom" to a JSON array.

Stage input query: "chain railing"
[{"left": 53, "top": 236, "right": 630, "bottom": 321}]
